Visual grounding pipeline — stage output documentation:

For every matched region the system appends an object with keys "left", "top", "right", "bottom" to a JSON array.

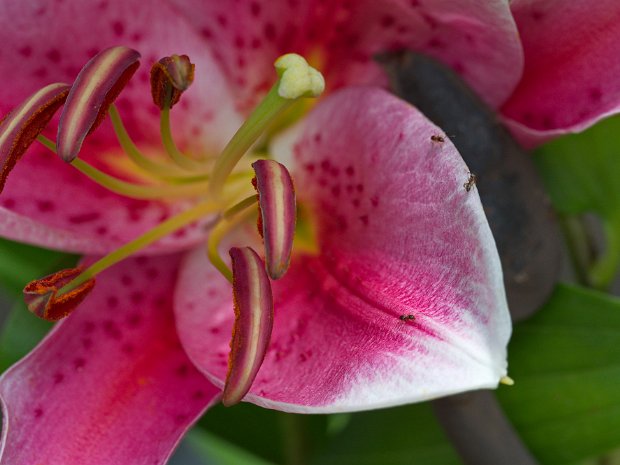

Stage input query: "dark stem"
[{"left": 432, "top": 391, "right": 538, "bottom": 465}]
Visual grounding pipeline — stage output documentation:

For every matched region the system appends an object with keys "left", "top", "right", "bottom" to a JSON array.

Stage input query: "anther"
[
  {"left": 223, "top": 247, "right": 274, "bottom": 407},
  {"left": 252, "top": 159, "right": 296, "bottom": 279},
  {"left": 150, "top": 54, "right": 195, "bottom": 110},
  {"left": 24, "top": 267, "right": 95, "bottom": 321},
  {"left": 0, "top": 83, "right": 69, "bottom": 193},
  {"left": 57, "top": 46, "right": 140, "bottom": 162}
]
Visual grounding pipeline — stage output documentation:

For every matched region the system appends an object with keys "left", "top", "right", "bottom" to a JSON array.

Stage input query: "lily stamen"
[
  {"left": 37, "top": 135, "right": 211, "bottom": 200},
  {"left": 207, "top": 200, "right": 258, "bottom": 283}
]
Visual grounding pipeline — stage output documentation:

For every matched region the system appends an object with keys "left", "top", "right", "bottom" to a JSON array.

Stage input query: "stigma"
[{"left": 0, "top": 46, "right": 324, "bottom": 405}]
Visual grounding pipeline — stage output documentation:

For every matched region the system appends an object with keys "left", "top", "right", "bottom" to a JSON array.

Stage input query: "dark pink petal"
[
  {"left": 502, "top": 0, "right": 620, "bottom": 147},
  {"left": 0, "top": 0, "right": 242, "bottom": 253},
  {"left": 57, "top": 46, "right": 141, "bottom": 162},
  {"left": 168, "top": 0, "right": 523, "bottom": 111},
  {"left": 0, "top": 254, "right": 219, "bottom": 464},
  {"left": 23, "top": 267, "right": 95, "bottom": 321},
  {"left": 0, "top": 83, "right": 69, "bottom": 192},
  {"left": 175, "top": 88, "right": 510, "bottom": 412},
  {"left": 252, "top": 159, "right": 296, "bottom": 279},
  {"left": 151, "top": 54, "right": 195, "bottom": 109},
  {"left": 223, "top": 247, "right": 274, "bottom": 406}
]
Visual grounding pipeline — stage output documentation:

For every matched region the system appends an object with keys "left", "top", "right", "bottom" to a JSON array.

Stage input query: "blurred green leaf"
[
  {"left": 535, "top": 117, "right": 620, "bottom": 288},
  {"left": 201, "top": 402, "right": 329, "bottom": 465},
  {"left": 0, "top": 237, "right": 75, "bottom": 295},
  {"left": 187, "top": 427, "right": 276, "bottom": 465},
  {"left": 312, "top": 403, "right": 460, "bottom": 465},
  {"left": 0, "top": 301, "right": 52, "bottom": 371},
  {"left": 499, "top": 283, "right": 620, "bottom": 464}
]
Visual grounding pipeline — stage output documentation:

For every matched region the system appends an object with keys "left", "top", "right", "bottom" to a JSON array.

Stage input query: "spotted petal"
[
  {"left": 168, "top": 0, "right": 523, "bottom": 111},
  {"left": 0, "top": 0, "right": 242, "bottom": 254},
  {"left": 0, "top": 254, "right": 219, "bottom": 465},
  {"left": 175, "top": 88, "right": 511, "bottom": 413},
  {"left": 501, "top": 0, "right": 620, "bottom": 147}
]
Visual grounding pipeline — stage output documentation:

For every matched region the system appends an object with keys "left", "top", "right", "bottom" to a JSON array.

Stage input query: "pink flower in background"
[{"left": 0, "top": 0, "right": 618, "bottom": 464}]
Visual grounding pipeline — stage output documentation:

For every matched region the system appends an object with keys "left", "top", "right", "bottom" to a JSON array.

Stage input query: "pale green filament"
[
  {"left": 58, "top": 199, "right": 221, "bottom": 296},
  {"left": 160, "top": 91, "right": 209, "bottom": 172},
  {"left": 109, "top": 105, "right": 203, "bottom": 179},
  {"left": 37, "top": 136, "right": 209, "bottom": 200},
  {"left": 207, "top": 200, "right": 258, "bottom": 283}
]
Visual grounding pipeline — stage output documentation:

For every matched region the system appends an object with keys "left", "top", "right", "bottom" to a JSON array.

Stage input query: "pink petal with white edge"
[
  {"left": 0, "top": 0, "right": 242, "bottom": 254},
  {"left": 169, "top": 0, "right": 522, "bottom": 111},
  {"left": 0, "top": 254, "right": 220, "bottom": 464},
  {"left": 175, "top": 88, "right": 511, "bottom": 413},
  {"left": 501, "top": 0, "right": 620, "bottom": 147}
]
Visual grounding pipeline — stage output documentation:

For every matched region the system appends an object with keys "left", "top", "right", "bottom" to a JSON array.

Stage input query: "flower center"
[{"left": 55, "top": 52, "right": 322, "bottom": 295}]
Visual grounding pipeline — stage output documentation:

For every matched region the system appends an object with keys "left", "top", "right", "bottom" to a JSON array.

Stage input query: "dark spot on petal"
[
  {"left": 73, "top": 357, "right": 86, "bottom": 370},
  {"left": 264, "top": 22, "right": 276, "bottom": 41},
  {"left": 53, "top": 372, "right": 64, "bottom": 384},
  {"left": 34, "top": 407, "right": 44, "bottom": 418},
  {"left": 359, "top": 215, "right": 369, "bottom": 226},
  {"left": 107, "top": 296, "right": 119, "bottom": 308},
  {"left": 36, "top": 200, "right": 55, "bottom": 212},
  {"left": 103, "top": 320, "right": 122, "bottom": 340},
  {"left": 68, "top": 212, "right": 101, "bottom": 224},
  {"left": 250, "top": 1, "right": 261, "bottom": 16},
  {"left": 46, "top": 48, "right": 61, "bottom": 63},
  {"left": 176, "top": 364, "right": 190, "bottom": 377},
  {"left": 111, "top": 20, "right": 125, "bottom": 37}
]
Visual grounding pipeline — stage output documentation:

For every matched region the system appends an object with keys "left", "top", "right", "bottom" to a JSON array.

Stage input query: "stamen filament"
[
  {"left": 207, "top": 205, "right": 257, "bottom": 283},
  {"left": 58, "top": 199, "right": 220, "bottom": 296},
  {"left": 160, "top": 94, "right": 209, "bottom": 171},
  {"left": 37, "top": 136, "right": 209, "bottom": 199},
  {"left": 109, "top": 105, "right": 202, "bottom": 179},
  {"left": 208, "top": 84, "right": 292, "bottom": 199},
  {"left": 224, "top": 195, "right": 258, "bottom": 218}
]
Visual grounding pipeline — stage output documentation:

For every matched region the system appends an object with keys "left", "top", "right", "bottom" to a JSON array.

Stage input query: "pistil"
[{"left": 208, "top": 54, "right": 324, "bottom": 199}]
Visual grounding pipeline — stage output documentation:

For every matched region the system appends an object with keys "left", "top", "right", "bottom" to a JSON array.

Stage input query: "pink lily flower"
[{"left": 0, "top": 0, "right": 617, "bottom": 463}]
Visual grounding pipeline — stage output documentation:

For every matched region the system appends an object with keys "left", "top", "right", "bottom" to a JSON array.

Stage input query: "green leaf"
[
  {"left": 499, "top": 283, "right": 620, "bottom": 464},
  {"left": 312, "top": 403, "right": 461, "bottom": 465},
  {"left": 535, "top": 117, "right": 620, "bottom": 288},
  {"left": 187, "top": 427, "right": 276, "bottom": 465},
  {"left": 0, "top": 237, "right": 75, "bottom": 295},
  {"left": 0, "top": 301, "right": 53, "bottom": 372},
  {"left": 200, "top": 402, "right": 329, "bottom": 465}
]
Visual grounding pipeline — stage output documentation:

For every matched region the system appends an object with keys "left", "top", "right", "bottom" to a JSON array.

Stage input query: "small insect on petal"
[
  {"left": 23, "top": 268, "right": 95, "bottom": 321},
  {"left": 223, "top": 247, "right": 274, "bottom": 407},
  {"left": 0, "top": 83, "right": 69, "bottom": 193},
  {"left": 252, "top": 159, "right": 296, "bottom": 280},
  {"left": 57, "top": 46, "right": 140, "bottom": 162},
  {"left": 150, "top": 54, "right": 195, "bottom": 109}
]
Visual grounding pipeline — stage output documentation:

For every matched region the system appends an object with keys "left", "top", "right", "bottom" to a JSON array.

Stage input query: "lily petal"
[
  {"left": 57, "top": 46, "right": 141, "bottom": 162},
  {"left": 252, "top": 159, "right": 296, "bottom": 279},
  {"left": 175, "top": 88, "right": 511, "bottom": 413},
  {"left": 502, "top": 0, "right": 620, "bottom": 147},
  {"left": 223, "top": 247, "right": 274, "bottom": 406},
  {"left": 0, "top": 0, "right": 242, "bottom": 254},
  {"left": 168, "top": 0, "right": 523, "bottom": 111},
  {"left": 0, "top": 254, "right": 219, "bottom": 465}
]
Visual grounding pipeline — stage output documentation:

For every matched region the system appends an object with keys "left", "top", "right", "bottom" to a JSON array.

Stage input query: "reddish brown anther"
[
  {"left": 223, "top": 247, "right": 274, "bottom": 406},
  {"left": 0, "top": 83, "right": 70, "bottom": 193},
  {"left": 150, "top": 54, "right": 195, "bottom": 109},
  {"left": 57, "top": 46, "right": 141, "bottom": 162},
  {"left": 23, "top": 267, "right": 95, "bottom": 321}
]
